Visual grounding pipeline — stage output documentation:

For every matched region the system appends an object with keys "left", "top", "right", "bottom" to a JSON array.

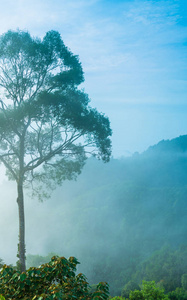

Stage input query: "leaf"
[{"left": 20, "top": 273, "right": 27, "bottom": 281}]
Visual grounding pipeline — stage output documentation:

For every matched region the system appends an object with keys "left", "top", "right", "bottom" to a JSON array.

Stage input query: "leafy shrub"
[
  {"left": 0, "top": 256, "right": 109, "bottom": 299},
  {"left": 129, "top": 281, "right": 169, "bottom": 300}
]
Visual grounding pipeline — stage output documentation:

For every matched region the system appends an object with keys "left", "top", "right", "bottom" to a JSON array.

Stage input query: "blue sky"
[{"left": 0, "top": 0, "right": 186, "bottom": 157}]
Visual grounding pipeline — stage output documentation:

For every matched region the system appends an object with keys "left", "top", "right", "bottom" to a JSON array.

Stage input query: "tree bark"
[{"left": 17, "top": 182, "right": 26, "bottom": 272}]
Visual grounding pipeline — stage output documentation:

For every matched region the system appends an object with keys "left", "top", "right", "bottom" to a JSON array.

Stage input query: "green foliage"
[
  {"left": 109, "top": 282, "right": 187, "bottom": 300},
  {"left": 0, "top": 295, "right": 5, "bottom": 300},
  {"left": 132, "top": 246, "right": 187, "bottom": 293},
  {"left": 168, "top": 275, "right": 187, "bottom": 299},
  {"left": 181, "top": 274, "right": 187, "bottom": 290},
  {"left": 167, "top": 287, "right": 187, "bottom": 300},
  {"left": 109, "top": 297, "right": 125, "bottom": 300},
  {"left": 129, "top": 281, "right": 169, "bottom": 300},
  {"left": 0, "top": 256, "right": 109, "bottom": 299},
  {"left": 121, "top": 281, "right": 140, "bottom": 298}
]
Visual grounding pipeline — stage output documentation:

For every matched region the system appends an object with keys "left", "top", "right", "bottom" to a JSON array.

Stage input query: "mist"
[
  {"left": 1, "top": 135, "right": 187, "bottom": 295},
  {"left": 0, "top": 1, "right": 186, "bottom": 297}
]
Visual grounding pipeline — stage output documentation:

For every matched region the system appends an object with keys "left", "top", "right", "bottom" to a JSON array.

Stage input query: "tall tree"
[{"left": 0, "top": 30, "right": 112, "bottom": 272}]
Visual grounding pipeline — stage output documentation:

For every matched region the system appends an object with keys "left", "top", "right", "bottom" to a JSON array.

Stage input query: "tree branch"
[{"left": 0, "top": 156, "right": 18, "bottom": 181}]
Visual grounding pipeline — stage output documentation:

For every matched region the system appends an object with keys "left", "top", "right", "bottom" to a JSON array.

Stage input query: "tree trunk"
[{"left": 17, "top": 182, "right": 26, "bottom": 272}]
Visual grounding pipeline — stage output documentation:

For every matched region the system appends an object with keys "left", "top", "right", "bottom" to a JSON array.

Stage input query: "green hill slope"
[{"left": 25, "top": 135, "right": 187, "bottom": 296}]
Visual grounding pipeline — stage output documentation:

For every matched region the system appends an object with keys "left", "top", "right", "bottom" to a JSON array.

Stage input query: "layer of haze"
[{"left": 0, "top": 0, "right": 186, "bottom": 157}]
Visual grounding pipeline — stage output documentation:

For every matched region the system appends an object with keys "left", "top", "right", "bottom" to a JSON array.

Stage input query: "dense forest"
[
  {"left": 0, "top": 135, "right": 186, "bottom": 297},
  {"left": 17, "top": 134, "right": 187, "bottom": 297}
]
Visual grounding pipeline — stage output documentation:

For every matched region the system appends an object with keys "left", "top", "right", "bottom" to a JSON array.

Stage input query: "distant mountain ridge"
[{"left": 145, "top": 135, "right": 187, "bottom": 155}]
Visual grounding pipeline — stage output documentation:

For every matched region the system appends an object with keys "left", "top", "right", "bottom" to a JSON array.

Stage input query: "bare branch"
[{"left": 0, "top": 152, "right": 16, "bottom": 157}]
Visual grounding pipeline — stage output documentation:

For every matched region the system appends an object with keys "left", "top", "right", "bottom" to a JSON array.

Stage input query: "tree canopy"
[{"left": 0, "top": 29, "right": 112, "bottom": 197}]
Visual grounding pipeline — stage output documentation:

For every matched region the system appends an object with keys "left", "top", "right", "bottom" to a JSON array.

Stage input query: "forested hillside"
[{"left": 24, "top": 135, "right": 187, "bottom": 296}]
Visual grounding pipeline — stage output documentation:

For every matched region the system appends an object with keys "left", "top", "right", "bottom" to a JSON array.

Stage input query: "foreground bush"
[
  {"left": 0, "top": 256, "right": 109, "bottom": 299},
  {"left": 128, "top": 281, "right": 169, "bottom": 300},
  {"left": 110, "top": 281, "right": 169, "bottom": 300}
]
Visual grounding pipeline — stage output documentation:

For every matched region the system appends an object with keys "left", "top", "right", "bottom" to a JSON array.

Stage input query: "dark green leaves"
[{"left": 0, "top": 256, "right": 109, "bottom": 299}]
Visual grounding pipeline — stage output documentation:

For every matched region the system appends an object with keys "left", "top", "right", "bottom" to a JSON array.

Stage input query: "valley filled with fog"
[{"left": 1, "top": 135, "right": 186, "bottom": 296}]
